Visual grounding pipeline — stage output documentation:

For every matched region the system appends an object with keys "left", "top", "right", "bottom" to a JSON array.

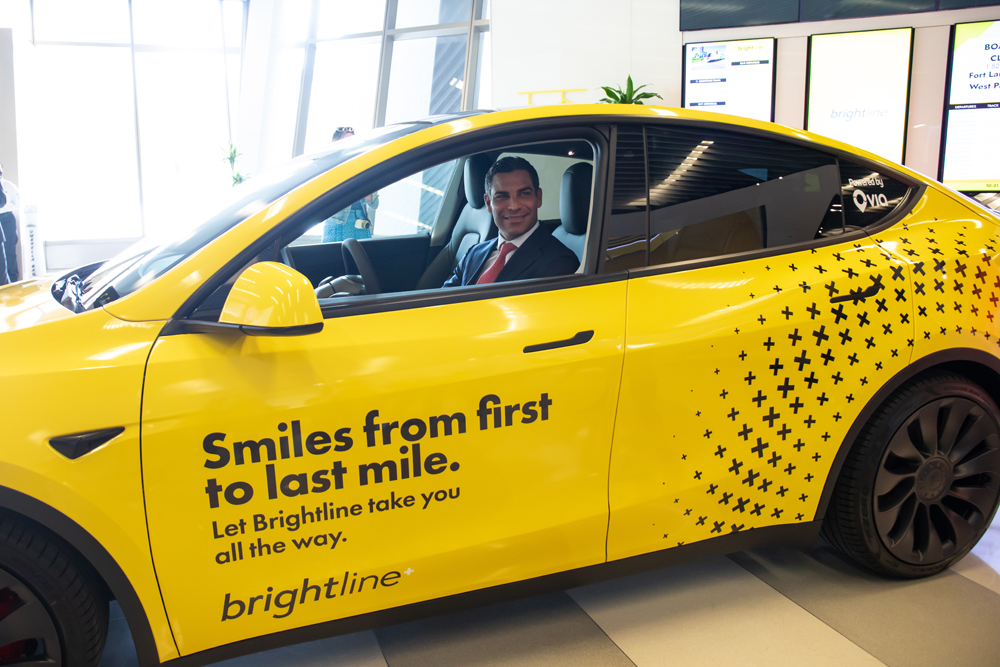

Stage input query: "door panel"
[
  {"left": 607, "top": 239, "right": 912, "bottom": 560},
  {"left": 141, "top": 282, "right": 625, "bottom": 654}
]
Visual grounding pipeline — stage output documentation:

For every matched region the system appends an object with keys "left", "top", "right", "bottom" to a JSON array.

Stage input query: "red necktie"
[{"left": 476, "top": 242, "right": 516, "bottom": 284}]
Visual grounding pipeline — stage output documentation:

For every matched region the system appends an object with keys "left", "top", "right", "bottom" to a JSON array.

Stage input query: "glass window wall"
[{"left": 21, "top": 0, "right": 489, "bottom": 243}]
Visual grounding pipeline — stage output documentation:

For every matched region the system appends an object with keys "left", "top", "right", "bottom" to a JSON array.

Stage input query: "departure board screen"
[
  {"left": 683, "top": 38, "right": 776, "bottom": 122},
  {"left": 941, "top": 20, "right": 1000, "bottom": 192},
  {"left": 806, "top": 28, "right": 913, "bottom": 163}
]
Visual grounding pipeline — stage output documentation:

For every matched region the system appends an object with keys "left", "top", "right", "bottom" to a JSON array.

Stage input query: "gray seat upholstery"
[
  {"left": 415, "top": 153, "right": 496, "bottom": 290},
  {"left": 552, "top": 161, "right": 592, "bottom": 263}
]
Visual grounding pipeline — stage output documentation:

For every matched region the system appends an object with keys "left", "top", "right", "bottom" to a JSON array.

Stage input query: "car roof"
[{"left": 404, "top": 104, "right": 936, "bottom": 190}]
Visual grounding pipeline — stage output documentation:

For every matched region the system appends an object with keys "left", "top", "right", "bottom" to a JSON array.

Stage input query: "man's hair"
[{"left": 484, "top": 156, "right": 539, "bottom": 195}]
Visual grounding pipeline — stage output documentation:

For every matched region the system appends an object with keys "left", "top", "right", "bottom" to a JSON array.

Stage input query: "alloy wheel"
[
  {"left": 0, "top": 566, "right": 61, "bottom": 665},
  {"left": 873, "top": 396, "right": 1000, "bottom": 565}
]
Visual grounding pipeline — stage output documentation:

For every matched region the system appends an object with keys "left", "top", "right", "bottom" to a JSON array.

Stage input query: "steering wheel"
[{"left": 342, "top": 239, "right": 382, "bottom": 295}]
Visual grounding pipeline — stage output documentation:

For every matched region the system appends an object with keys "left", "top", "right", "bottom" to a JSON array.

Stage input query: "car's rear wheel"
[
  {"left": 823, "top": 372, "right": 1000, "bottom": 577},
  {"left": 0, "top": 517, "right": 108, "bottom": 666}
]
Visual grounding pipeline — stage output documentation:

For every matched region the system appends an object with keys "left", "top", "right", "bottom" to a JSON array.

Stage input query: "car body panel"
[
  {"left": 0, "top": 305, "right": 179, "bottom": 661},
  {"left": 0, "top": 278, "right": 76, "bottom": 333},
  {"left": 607, "top": 235, "right": 913, "bottom": 559},
  {"left": 140, "top": 281, "right": 626, "bottom": 654},
  {"left": 872, "top": 192, "right": 1000, "bottom": 368}
]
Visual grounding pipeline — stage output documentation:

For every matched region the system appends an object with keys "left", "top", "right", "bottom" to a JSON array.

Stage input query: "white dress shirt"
[{"left": 483, "top": 221, "right": 540, "bottom": 270}]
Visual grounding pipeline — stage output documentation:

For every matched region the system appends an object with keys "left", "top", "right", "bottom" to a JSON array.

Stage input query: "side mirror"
[{"left": 218, "top": 262, "right": 324, "bottom": 336}]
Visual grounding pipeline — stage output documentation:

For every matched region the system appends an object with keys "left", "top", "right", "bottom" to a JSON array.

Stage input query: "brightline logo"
[{"left": 830, "top": 108, "right": 888, "bottom": 121}]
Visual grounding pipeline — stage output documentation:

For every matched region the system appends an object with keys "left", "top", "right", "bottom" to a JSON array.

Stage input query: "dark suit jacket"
[{"left": 443, "top": 223, "right": 580, "bottom": 287}]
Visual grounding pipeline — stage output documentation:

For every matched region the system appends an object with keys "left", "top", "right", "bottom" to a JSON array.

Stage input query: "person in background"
[
  {"left": 322, "top": 126, "right": 379, "bottom": 243},
  {"left": 0, "top": 161, "right": 12, "bottom": 284}
]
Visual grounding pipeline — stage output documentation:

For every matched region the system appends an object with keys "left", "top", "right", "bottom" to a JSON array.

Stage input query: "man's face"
[{"left": 485, "top": 170, "right": 543, "bottom": 241}]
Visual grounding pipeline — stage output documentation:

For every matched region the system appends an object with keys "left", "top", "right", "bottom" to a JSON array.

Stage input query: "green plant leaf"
[{"left": 600, "top": 77, "right": 659, "bottom": 105}]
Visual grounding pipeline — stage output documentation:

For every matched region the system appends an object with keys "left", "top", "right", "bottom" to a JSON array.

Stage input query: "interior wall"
[
  {"left": 686, "top": 5, "right": 1000, "bottom": 178},
  {"left": 492, "top": 3, "right": 1000, "bottom": 180},
  {"left": 491, "top": 0, "right": 683, "bottom": 109}
]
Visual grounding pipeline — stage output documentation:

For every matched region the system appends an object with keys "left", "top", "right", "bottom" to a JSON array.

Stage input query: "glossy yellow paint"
[
  {"left": 0, "top": 278, "right": 77, "bottom": 333},
  {"left": 872, "top": 189, "right": 1000, "bottom": 367},
  {"left": 0, "top": 299, "right": 179, "bottom": 661},
  {"left": 608, "top": 238, "right": 912, "bottom": 558},
  {"left": 219, "top": 262, "right": 322, "bottom": 328},
  {"left": 140, "top": 282, "right": 625, "bottom": 654}
]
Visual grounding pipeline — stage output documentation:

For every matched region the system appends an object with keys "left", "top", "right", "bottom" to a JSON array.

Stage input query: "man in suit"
[{"left": 443, "top": 156, "right": 579, "bottom": 287}]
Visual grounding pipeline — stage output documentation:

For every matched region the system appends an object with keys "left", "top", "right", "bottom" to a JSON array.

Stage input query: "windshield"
[{"left": 68, "top": 123, "right": 429, "bottom": 311}]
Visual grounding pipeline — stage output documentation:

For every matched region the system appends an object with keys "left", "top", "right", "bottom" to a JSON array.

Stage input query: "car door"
[
  {"left": 138, "top": 150, "right": 625, "bottom": 655},
  {"left": 603, "top": 123, "right": 914, "bottom": 561}
]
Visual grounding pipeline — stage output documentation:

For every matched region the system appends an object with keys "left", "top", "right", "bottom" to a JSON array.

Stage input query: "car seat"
[
  {"left": 415, "top": 153, "right": 497, "bottom": 289},
  {"left": 552, "top": 161, "right": 592, "bottom": 264}
]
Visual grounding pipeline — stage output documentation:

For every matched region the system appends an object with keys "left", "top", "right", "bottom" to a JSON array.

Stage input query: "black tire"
[
  {"left": 823, "top": 372, "right": 1000, "bottom": 578},
  {"left": 0, "top": 517, "right": 108, "bottom": 666}
]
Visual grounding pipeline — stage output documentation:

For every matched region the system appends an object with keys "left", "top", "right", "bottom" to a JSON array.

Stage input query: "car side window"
[
  {"left": 644, "top": 125, "right": 842, "bottom": 266},
  {"left": 838, "top": 159, "right": 915, "bottom": 231},
  {"left": 289, "top": 161, "right": 459, "bottom": 246},
  {"left": 602, "top": 125, "right": 648, "bottom": 272}
]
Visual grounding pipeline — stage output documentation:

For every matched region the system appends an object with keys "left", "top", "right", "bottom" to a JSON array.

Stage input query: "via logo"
[{"left": 853, "top": 189, "right": 888, "bottom": 213}]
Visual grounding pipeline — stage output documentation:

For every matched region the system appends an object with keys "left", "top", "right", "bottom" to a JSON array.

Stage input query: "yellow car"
[{"left": 2, "top": 104, "right": 999, "bottom": 666}]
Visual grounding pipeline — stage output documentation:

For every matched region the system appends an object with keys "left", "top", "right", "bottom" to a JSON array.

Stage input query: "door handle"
[
  {"left": 830, "top": 275, "right": 884, "bottom": 304},
  {"left": 523, "top": 330, "right": 594, "bottom": 353}
]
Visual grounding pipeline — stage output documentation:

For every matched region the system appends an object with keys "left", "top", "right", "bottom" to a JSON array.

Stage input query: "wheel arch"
[
  {"left": 0, "top": 484, "right": 161, "bottom": 666},
  {"left": 816, "top": 347, "right": 1000, "bottom": 521}
]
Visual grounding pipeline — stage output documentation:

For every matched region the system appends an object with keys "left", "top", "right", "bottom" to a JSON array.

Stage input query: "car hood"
[{"left": 0, "top": 278, "right": 76, "bottom": 333}]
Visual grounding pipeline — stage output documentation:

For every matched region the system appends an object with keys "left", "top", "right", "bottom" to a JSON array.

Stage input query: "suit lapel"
[
  {"left": 466, "top": 241, "right": 495, "bottom": 285},
  {"left": 497, "top": 226, "right": 547, "bottom": 282}
]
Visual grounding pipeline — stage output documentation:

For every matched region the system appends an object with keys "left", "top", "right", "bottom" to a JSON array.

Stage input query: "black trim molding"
[
  {"left": 159, "top": 320, "right": 324, "bottom": 338},
  {"left": 49, "top": 427, "right": 125, "bottom": 460}
]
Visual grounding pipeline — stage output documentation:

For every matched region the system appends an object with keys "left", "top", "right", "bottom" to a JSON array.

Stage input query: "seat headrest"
[
  {"left": 464, "top": 154, "right": 493, "bottom": 210},
  {"left": 560, "top": 162, "right": 593, "bottom": 236}
]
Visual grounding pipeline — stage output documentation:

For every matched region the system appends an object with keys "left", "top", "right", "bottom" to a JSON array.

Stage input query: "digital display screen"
[
  {"left": 940, "top": 21, "right": 1000, "bottom": 192},
  {"left": 683, "top": 38, "right": 776, "bottom": 122},
  {"left": 806, "top": 28, "right": 912, "bottom": 163}
]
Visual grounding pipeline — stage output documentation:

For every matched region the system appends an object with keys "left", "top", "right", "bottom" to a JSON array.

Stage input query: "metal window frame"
[{"left": 291, "top": 0, "right": 490, "bottom": 157}]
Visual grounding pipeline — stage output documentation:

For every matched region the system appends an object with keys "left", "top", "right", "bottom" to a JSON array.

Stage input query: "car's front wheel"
[
  {"left": 0, "top": 517, "right": 108, "bottom": 666},
  {"left": 824, "top": 372, "right": 1000, "bottom": 577}
]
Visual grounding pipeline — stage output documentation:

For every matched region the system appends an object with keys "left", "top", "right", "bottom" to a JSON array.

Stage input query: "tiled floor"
[{"left": 100, "top": 513, "right": 1000, "bottom": 667}]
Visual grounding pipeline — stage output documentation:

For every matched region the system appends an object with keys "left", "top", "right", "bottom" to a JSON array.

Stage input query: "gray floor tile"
[
  {"left": 98, "top": 602, "right": 386, "bottom": 667},
  {"left": 375, "top": 592, "right": 635, "bottom": 667},
  {"left": 570, "top": 555, "right": 886, "bottom": 667},
  {"left": 953, "top": 512, "right": 1000, "bottom": 594},
  {"left": 731, "top": 540, "right": 1000, "bottom": 667},
  {"left": 209, "top": 630, "right": 386, "bottom": 667}
]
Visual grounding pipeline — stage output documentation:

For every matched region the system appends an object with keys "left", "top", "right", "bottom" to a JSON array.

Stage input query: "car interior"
[
  {"left": 187, "top": 138, "right": 599, "bottom": 322},
  {"left": 284, "top": 140, "right": 597, "bottom": 300}
]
